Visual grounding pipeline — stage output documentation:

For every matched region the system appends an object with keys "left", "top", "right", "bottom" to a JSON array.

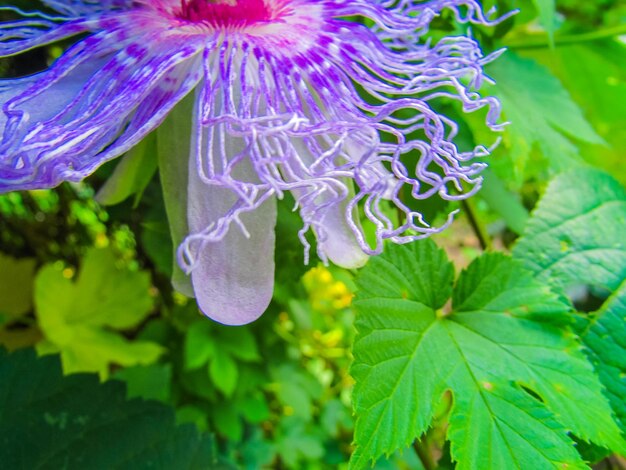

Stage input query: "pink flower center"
[{"left": 179, "top": 0, "right": 276, "bottom": 27}]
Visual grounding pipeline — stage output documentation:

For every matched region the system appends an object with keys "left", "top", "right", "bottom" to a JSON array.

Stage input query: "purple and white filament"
[{"left": 0, "top": 0, "right": 508, "bottom": 324}]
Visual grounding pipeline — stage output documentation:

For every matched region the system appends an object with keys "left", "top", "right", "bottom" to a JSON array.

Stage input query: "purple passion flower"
[{"left": 0, "top": 0, "right": 506, "bottom": 325}]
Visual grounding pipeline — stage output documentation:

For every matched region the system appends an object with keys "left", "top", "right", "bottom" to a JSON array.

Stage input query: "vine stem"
[
  {"left": 413, "top": 439, "right": 436, "bottom": 470},
  {"left": 461, "top": 198, "right": 492, "bottom": 251},
  {"left": 507, "top": 24, "right": 626, "bottom": 49}
]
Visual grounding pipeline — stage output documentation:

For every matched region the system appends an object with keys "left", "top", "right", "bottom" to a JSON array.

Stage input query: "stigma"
[{"left": 178, "top": 0, "right": 277, "bottom": 27}]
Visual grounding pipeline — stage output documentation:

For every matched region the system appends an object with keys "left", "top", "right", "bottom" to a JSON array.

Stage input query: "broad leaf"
[
  {"left": 531, "top": 0, "right": 556, "bottom": 41},
  {"left": 578, "top": 280, "right": 626, "bottom": 434},
  {"left": 523, "top": 42, "right": 626, "bottom": 184},
  {"left": 487, "top": 53, "right": 603, "bottom": 180},
  {"left": 0, "top": 349, "right": 226, "bottom": 469},
  {"left": 34, "top": 248, "right": 163, "bottom": 377},
  {"left": 351, "top": 240, "right": 623, "bottom": 468},
  {"left": 513, "top": 168, "right": 626, "bottom": 292}
]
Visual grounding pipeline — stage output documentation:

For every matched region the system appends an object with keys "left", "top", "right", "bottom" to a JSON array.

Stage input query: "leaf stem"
[
  {"left": 506, "top": 24, "right": 626, "bottom": 49},
  {"left": 461, "top": 198, "right": 492, "bottom": 251},
  {"left": 413, "top": 439, "right": 436, "bottom": 470}
]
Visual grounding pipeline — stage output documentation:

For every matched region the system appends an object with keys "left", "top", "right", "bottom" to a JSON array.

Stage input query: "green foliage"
[
  {"left": 2, "top": 0, "right": 626, "bottom": 468},
  {"left": 513, "top": 168, "right": 626, "bottom": 291},
  {"left": 156, "top": 95, "right": 194, "bottom": 296},
  {"left": 531, "top": 0, "right": 556, "bottom": 40},
  {"left": 114, "top": 363, "right": 173, "bottom": 402},
  {"left": 486, "top": 52, "right": 603, "bottom": 181},
  {"left": 34, "top": 247, "right": 163, "bottom": 377},
  {"left": 479, "top": 170, "right": 529, "bottom": 235},
  {"left": 521, "top": 42, "right": 626, "bottom": 183},
  {"left": 0, "top": 348, "right": 225, "bottom": 469},
  {"left": 578, "top": 282, "right": 626, "bottom": 435},
  {"left": 184, "top": 320, "right": 260, "bottom": 396},
  {"left": 351, "top": 240, "right": 624, "bottom": 468}
]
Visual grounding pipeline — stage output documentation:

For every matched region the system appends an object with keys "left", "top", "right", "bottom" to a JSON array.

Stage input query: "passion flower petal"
[{"left": 0, "top": 0, "right": 507, "bottom": 324}]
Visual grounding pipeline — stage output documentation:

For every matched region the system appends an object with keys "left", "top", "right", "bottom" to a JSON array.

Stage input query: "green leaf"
[
  {"left": 271, "top": 364, "right": 324, "bottom": 422},
  {"left": 176, "top": 404, "right": 209, "bottom": 432},
  {"left": 487, "top": 52, "right": 603, "bottom": 180},
  {"left": 0, "top": 253, "right": 36, "bottom": 319},
  {"left": 218, "top": 326, "right": 260, "bottom": 362},
  {"left": 578, "top": 279, "right": 626, "bottom": 434},
  {"left": 532, "top": 0, "right": 557, "bottom": 41},
  {"left": 351, "top": 240, "right": 623, "bottom": 468},
  {"left": 213, "top": 405, "right": 243, "bottom": 441},
  {"left": 34, "top": 248, "right": 163, "bottom": 377},
  {"left": 210, "top": 348, "right": 239, "bottom": 397},
  {"left": 141, "top": 218, "right": 175, "bottom": 277},
  {"left": 186, "top": 321, "right": 261, "bottom": 367},
  {"left": 0, "top": 348, "right": 225, "bottom": 469},
  {"left": 513, "top": 168, "right": 626, "bottom": 292},
  {"left": 479, "top": 170, "right": 529, "bottom": 235},
  {"left": 96, "top": 132, "right": 158, "bottom": 207},
  {"left": 321, "top": 399, "right": 353, "bottom": 437},
  {"left": 238, "top": 393, "right": 270, "bottom": 423},
  {"left": 522, "top": 42, "right": 626, "bottom": 185},
  {"left": 274, "top": 417, "right": 325, "bottom": 468},
  {"left": 185, "top": 321, "right": 217, "bottom": 370},
  {"left": 113, "top": 363, "right": 172, "bottom": 402},
  {"left": 157, "top": 95, "right": 194, "bottom": 297},
  {"left": 239, "top": 428, "right": 276, "bottom": 468}
]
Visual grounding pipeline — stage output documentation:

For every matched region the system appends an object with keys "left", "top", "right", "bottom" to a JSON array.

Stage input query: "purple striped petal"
[{"left": 0, "top": 12, "right": 205, "bottom": 191}]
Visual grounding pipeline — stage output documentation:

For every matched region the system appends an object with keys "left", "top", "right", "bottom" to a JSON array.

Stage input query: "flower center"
[{"left": 179, "top": 0, "right": 274, "bottom": 27}]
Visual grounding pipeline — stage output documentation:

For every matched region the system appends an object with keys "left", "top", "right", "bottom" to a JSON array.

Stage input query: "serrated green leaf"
[
  {"left": 0, "top": 349, "right": 225, "bottom": 469},
  {"left": 354, "top": 237, "right": 453, "bottom": 311},
  {"left": 578, "top": 279, "right": 626, "bottom": 435},
  {"left": 96, "top": 132, "right": 158, "bottom": 207},
  {"left": 513, "top": 168, "right": 626, "bottom": 292},
  {"left": 487, "top": 53, "right": 603, "bottom": 180},
  {"left": 351, "top": 240, "right": 623, "bottom": 469},
  {"left": 452, "top": 255, "right": 624, "bottom": 454},
  {"left": 34, "top": 248, "right": 163, "bottom": 377}
]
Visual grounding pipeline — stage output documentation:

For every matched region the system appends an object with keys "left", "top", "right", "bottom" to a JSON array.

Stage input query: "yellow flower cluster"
[{"left": 302, "top": 266, "right": 353, "bottom": 312}]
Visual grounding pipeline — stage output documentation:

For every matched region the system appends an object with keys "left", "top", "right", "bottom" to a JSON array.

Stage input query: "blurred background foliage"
[{"left": 0, "top": 0, "right": 625, "bottom": 468}]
